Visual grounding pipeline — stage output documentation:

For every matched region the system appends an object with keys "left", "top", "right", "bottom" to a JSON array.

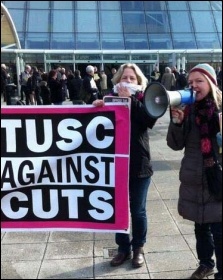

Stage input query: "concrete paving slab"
[
  {"left": 1, "top": 243, "right": 47, "bottom": 261},
  {"left": 1, "top": 261, "right": 41, "bottom": 279},
  {"left": 145, "top": 250, "right": 197, "bottom": 272},
  {"left": 49, "top": 232, "right": 94, "bottom": 242},
  {"left": 2, "top": 232, "right": 49, "bottom": 244},
  {"left": 38, "top": 258, "right": 93, "bottom": 279},
  {"left": 44, "top": 241, "right": 94, "bottom": 260}
]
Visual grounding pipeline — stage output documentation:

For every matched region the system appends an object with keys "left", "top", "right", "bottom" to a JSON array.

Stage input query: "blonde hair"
[
  {"left": 112, "top": 63, "right": 148, "bottom": 91},
  {"left": 205, "top": 75, "right": 222, "bottom": 110}
]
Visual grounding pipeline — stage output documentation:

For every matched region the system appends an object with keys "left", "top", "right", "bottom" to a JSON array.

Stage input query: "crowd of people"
[
  {"left": 19, "top": 65, "right": 118, "bottom": 106},
  {"left": 1, "top": 64, "right": 118, "bottom": 106}
]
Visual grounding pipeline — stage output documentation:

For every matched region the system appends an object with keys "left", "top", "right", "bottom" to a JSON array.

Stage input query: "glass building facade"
[{"left": 1, "top": 1, "right": 222, "bottom": 82}]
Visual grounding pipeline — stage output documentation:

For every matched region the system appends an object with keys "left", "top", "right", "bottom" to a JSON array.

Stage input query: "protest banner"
[{"left": 1, "top": 104, "right": 130, "bottom": 233}]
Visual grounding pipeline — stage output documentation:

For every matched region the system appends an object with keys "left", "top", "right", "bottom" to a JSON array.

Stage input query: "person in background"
[
  {"left": 93, "top": 66, "right": 102, "bottom": 97},
  {"left": 107, "top": 67, "right": 117, "bottom": 92},
  {"left": 48, "top": 69, "right": 65, "bottom": 105},
  {"left": 93, "top": 63, "right": 157, "bottom": 269},
  {"left": 60, "top": 67, "right": 68, "bottom": 100},
  {"left": 26, "top": 66, "right": 42, "bottom": 105},
  {"left": 81, "top": 65, "right": 98, "bottom": 104},
  {"left": 1, "top": 64, "right": 10, "bottom": 102},
  {"left": 161, "top": 66, "right": 176, "bottom": 91},
  {"left": 39, "top": 73, "right": 51, "bottom": 105},
  {"left": 172, "top": 66, "right": 180, "bottom": 90},
  {"left": 166, "top": 64, "right": 222, "bottom": 280},
  {"left": 68, "top": 70, "right": 83, "bottom": 104},
  {"left": 100, "top": 70, "right": 108, "bottom": 96},
  {"left": 177, "top": 68, "right": 188, "bottom": 90},
  {"left": 150, "top": 65, "right": 161, "bottom": 83},
  {"left": 19, "top": 65, "right": 31, "bottom": 104},
  {"left": 216, "top": 66, "right": 222, "bottom": 90}
]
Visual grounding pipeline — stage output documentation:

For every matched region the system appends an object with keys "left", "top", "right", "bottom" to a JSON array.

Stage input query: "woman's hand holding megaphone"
[{"left": 170, "top": 107, "right": 185, "bottom": 124}]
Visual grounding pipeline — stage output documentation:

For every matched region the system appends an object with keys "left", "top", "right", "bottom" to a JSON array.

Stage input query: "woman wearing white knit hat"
[{"left": 167, "top": 63, "right": 222, "bottom": 279}]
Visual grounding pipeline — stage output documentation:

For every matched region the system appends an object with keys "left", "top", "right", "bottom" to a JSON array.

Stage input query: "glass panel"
[
  {"left": 75, "top": 54, "right": 101, "bottom": 60},
  {"left": 213, "top": 11, "right": 222, "bottom": 32},
  {"left": 167, "top": 1, "right": 188, "bottom": 10},
  {"left": 186, "top": 53, "right": 212, "bottom": 63},
  {"left": 195, "top": 33, "right": 220, "bottom": 49},
  {"left": 103, "top": 54, "right": 128, "bottom": 60},
  {"left": 169, "top": 12, "right": 193, "bottom": 32},
  {"left": 4, "top": 1, "right": 26, "bottom": 8},
  {"left": 210, "top": 1, "right": 222, "bottom": 11},
  {"left": 26, "top": 33, "right": 50, "bottom": 49},
  {"left": 124, "top": 34, "right": 149, "bottom": 49},
  {"left": 29, "top": 1, "right": 50, "bottom": 9},
  {"left": 122, "top": 12, "right": 146, "bottom": 33},
  {"left": 144, "top": 1, "right": 167, "bottom": 11},
  {"left": 172, "top": 33, "right": 197, "bottom": 49},
  {"left": 146, "top": 12, "right": 170, "bottom": 33},
  {"left": 191, "top": 11, "right": 217, "bottom": 32},
  {"left": 1, "top": 53, "right": 17, "bottom": 63},
  {"left": 76, "top": 11, "right": 98, "bottom": 32},
  {"left": 46, "top": 54, "right": 73, "bottom": 60},
  {"left": 189, "top": 1, "right": 211, "bottom": 10},
  {"left": 27, "top": 10, "right": 49, "bottom": 32},
  {"left": 8, "top": 9, "right": 25, "bottom": 32},
  {"left": 149, "top": 34, "right": 173, "bottom": 49},
  {"left": 120, "top": 1, "right": 144, "bottom": 10},
  {"left": 76, "top": 1, "right": 97, "bottom": 9},
  {"left": 101, "top": 34, "right": 125, "bottom": 50},
  {"left": 131, "top": 54, "right": 157, "bottom": 60},
  {"left": 22, "top": 53, "right": 44, "bottom": 63},
  {"left": 52, "top": 11, "right": 74, "bottom": 32},
  {"left": 52, "top": 1, "right": 73, "bottom": 9},
  {"left": 76, "top": 33, "right": 100, "bottom": 50},
  {"left": 51, "top": 33, "right": 75, "bottom": 50},
  {"left": 212, "top": 52, "right": 222, "bottom": 63},
  {"left": 99, "top": 1, "right": 120, "bottom": 10},
  {"left": 99, "top": 11, "right": 122, "bottom": 32}
]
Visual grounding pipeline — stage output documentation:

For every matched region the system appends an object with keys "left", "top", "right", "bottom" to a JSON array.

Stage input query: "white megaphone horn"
[{"left": 143, "top": 82, "right": 195, "bottom": 119}]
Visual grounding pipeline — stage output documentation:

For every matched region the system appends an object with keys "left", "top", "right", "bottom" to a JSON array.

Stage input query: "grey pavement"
[{"left": 1, "top": 97, "right": 216, "bottom": 279}]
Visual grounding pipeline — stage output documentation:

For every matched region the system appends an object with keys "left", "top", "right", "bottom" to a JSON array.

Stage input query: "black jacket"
[
  {"left": 68, "top": 76, "right": 83, "bottom": 100},
  {"left": 48, "top": 78, "right": 64, "bottom": 103},
  {"left": 128, "top": 95, "right": 157, "bottom": 179}
]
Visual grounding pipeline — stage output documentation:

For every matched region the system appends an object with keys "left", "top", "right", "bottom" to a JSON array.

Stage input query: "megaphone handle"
[
  {"left": 169, "top": 105, "right": 184, "bottom": 124},
  {"left": 169, "top": 105, "right": 174, "bottom": 123}
]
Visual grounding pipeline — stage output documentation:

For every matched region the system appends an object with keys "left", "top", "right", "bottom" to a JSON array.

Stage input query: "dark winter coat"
[
  {"left": 39, "top": 81, "right": 51, "bottom": 105},
  {"left": 68, "top": 76, "right": 83, "bottom": 101},
  {"left": 48, "top": 78, "right": 64, "bottom": 103},
  {"left": 166, "top": 107, "right": 222, "bottom": 224},
  {"left": 126, "top": 94, "right": 157, "bottom": 179}
]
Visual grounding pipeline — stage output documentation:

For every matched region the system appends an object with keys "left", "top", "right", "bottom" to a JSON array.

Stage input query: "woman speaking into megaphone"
[
  {"left": 93, "top": 63, "right": 158, "bottom": 268},
  {"left": 167, "top": 63, "right": 222, "bottom": 279}
]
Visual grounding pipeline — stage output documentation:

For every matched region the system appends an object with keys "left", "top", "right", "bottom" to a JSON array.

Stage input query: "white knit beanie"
[{"left": 189, "top": 63, "right": 217, "bottom": 86}]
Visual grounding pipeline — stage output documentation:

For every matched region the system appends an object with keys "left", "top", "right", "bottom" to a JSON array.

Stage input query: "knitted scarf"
[{"left": 184, "top": 95, "right": 219, "bottom": 167}]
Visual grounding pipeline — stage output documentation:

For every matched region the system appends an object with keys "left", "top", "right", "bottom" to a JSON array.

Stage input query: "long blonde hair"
[
  {"left": 112, "top": 63, "right": 148, "bottom": 91},
  {"left": 200, "top": 74, "right": 222, "bottom": 110}
]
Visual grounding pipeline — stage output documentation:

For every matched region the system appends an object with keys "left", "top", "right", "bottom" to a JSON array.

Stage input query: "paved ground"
[{"left": 1, "top": 98, "right": 216, "bottom": 279}]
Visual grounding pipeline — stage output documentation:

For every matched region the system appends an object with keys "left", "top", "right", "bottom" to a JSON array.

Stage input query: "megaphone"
[{"left": 143, "top": 82, "right": 195, "bottom": 119}]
